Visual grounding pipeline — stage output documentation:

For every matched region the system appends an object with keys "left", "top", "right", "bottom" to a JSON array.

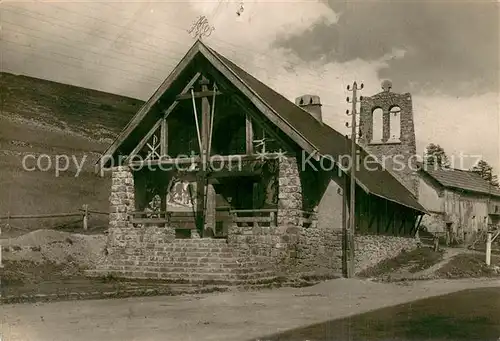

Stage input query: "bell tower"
[{"left": 358, "top": 80, "right": 418, "bottom": 198}]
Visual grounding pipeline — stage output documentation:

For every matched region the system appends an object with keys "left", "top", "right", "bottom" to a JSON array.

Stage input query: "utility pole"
[{"left": 345, "top": 81, "right": 364, "bottom": 278}]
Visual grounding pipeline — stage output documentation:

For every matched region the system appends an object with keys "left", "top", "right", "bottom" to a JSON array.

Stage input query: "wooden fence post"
[
  {"left": 486, "top": 232, "right": 492, "bottom": 266},
  {"left": 82, "top": 204, "right": 88, "bottom": 231},
  {"left": 270, "top": 211, "right": 276, "bottom": 228}
]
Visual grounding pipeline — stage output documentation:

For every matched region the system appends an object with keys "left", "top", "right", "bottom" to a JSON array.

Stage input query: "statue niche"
[{"left": 166, "top": 177, "right": 197, "bottom": 212}]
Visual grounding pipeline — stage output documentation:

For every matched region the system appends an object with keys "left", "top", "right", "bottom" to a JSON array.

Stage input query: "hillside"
[{"left": 0, "top": 72, "right": 143, "bottom": 236}]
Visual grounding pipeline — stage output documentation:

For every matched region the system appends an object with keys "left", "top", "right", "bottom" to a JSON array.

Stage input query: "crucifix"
[{"left": 185, "top": 75, "right": 221, "bottom": 237}]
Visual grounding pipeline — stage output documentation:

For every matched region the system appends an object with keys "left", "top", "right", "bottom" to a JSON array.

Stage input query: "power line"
[
  {"left": 1, "top": 44, "right": 163, "bottom": 86},
  {"left": 12, "top": 1, "right": 327, "bottom": 81},
  {"left": 3, "top": 22, "right": 175, "bottom": 75},
  {"left": 1, "top": 32, "right": 329, "bottom": 100},
  {"left": 2, "top": 38, "right": 340, "bottom": 109},
  {"left": 17, "top": 2, "right": 332, "bottom": 78},
  {"left": 2, "top": 40, "right": 164, "bottom": 84},
  {"left": 2, "top": 6, "right": 187, "bottom": 61},
  {"left": 3, "top": 5, "right": 325, "bottom": 88},
  {"left": 2, "top": 5, "right": 348, "bottom": 106},
  {"left": 47, "top": 3, "right": 194, "bottom": 52}
]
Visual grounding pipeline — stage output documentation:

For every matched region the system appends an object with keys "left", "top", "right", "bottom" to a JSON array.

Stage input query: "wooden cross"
[
  {"left": 145, "top": 135, "right": 161, "bottom": 160},
  {"left": 186, "top": 75, "right": 219, "bottom": 237}
]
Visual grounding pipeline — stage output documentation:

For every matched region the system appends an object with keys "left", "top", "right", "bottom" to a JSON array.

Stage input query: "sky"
[{"left": 1, "top": 0, "right": 499, "bottom": 173}]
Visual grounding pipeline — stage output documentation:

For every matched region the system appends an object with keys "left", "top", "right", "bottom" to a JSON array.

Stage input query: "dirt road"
[{"left": 1, "top": 278, "right": 499, "bottom": 341}]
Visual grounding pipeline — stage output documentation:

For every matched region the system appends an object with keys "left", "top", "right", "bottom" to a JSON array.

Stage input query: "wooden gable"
[{"left": 97, "top": 40, "right": 317, "bottom": 170}]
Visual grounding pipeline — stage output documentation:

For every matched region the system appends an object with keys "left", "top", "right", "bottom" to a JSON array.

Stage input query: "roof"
[
  {"left": 210, "top": 47, "right": 427, "bottom": 213},
  {"left": 418, "top": 166, "right": 500, "bottom": 197},
  {"left": 100, "top": 40, "right": 426, "bottom": 214}
]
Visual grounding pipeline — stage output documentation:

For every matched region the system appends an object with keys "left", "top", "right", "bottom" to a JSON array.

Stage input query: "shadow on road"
[{"left": 256, "top": 287, "right": 500, "bottom": 341}]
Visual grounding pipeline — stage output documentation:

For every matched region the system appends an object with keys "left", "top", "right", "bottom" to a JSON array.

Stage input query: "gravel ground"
[
  {"left": 1, "top": 278, "right": 499, "bottom": 341},
  {"left": 0, "top": 229, "right": 106, "bottom": 266}
]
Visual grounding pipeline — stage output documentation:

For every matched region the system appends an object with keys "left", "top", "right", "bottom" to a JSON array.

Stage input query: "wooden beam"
[
  {"left": 129, "top": 153, "right": 288, "bottom": 170},
  {"left": 198, "top": 77, "right": 212, "bottom": 235},
  {"left": 127, "top": 118, "right": 162, "bottom": 160},
  {"left": 127, "top": 153, "right": 288, "bottom": 168},
  {"left": 200, "top": 78, "right": 211, "bottom": 167},
  {"left": 398, "top": 212, "right": 406, "bottom": 235},
  {"left": 163, "top": 72, "right": 202, "bottom": 119},
  {"left": 176, "top": 90, "right": 222, "bottom": 101},
  {"left": 160, "top": 118, "right": 168, "bottom": 156},
  {"left": 207, "top": 83, "right": 217, "bottom": 157},
  {"left": 411, "top": 214, "right": 423, "bottom": 236},
  {"left": 384, "top": 208, "right": 395, "bottom": 233},
  {"left": 246, "top": 113, "right": 254, "bottom": 154},
  {"left": 232, "top": 95, "right": 296, "bottom": 155},
  {"left": 130, "top": 156, "right": 199, "bottom": 167}
]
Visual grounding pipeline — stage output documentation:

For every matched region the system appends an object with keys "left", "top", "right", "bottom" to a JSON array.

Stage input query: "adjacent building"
[{"left": 417, "top": 166, "right": 500, "bottom": 243}]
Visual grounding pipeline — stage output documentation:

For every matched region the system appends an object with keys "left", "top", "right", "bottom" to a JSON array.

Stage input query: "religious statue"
[
  {"left": 144, "top": 194, "right": 162, "bottom": 218},
  {"left": 167, "top": 177, "right": 197, "bottom": 210}
]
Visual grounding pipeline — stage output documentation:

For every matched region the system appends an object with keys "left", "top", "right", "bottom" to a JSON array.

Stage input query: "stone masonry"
[
  {"left": 227, "top": 156, "right": 305, "bottom": 274},
  {"left": 277, "top": 156, "right": 303, "bottom": 229},
  {"left": 354, "top": 235, "right": 419, "bottom": 274},
  {"left": 295, "top": 227, "right": 343, "bottom": 275},
  {"left": 91, "top": 158, "right": 415, "bottom": 283},
  {"left": 359, "top": 81, "right": 419, "bottom": 199},
  {"left": 105, "top": 166, "right": 176, "bottom": 256},
  {"left": 277, "top": 156, "right": 304, "bottom": 269},
  {"left": 109, "top": 166, "right": 135, "bottom": 228}
]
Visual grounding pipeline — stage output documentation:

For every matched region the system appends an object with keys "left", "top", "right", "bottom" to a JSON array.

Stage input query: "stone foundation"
[
  {"left": 109, "top": 166, "right": 135, "bottom": 229},
  {"left": 227, "top": 223, "right": 288, "bottom": 276},
  {"left": 294, "top": 228, "right": 343, "bottom": 275},
  {"left": 354, "top": 234, "right": 419, "bottom": 274},
  {"left": 105, "top": 225, "right": 174, "bottom": 256},
  {"left": 94, "top": 160, "right": 417, "bottom": 283},
  {"left": 277, "top": 157, "right": 302, "bottom": 228}
]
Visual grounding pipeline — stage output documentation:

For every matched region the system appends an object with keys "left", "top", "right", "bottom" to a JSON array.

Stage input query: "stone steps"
[
  {"left": 108, "top": 260, "right": 261, "bottom": 268},
  {"left": 91, "top": 238, "right": 276, "bottom": 285},
  {"left": 114, "top": 254, "right": 237, "bottom": 261},
  {"left": 91, "top": 264, "right": 268, "bottom": 274},
  {"left": 85, "top": 269, "right": 278, "bottom": 285},
  {"left": 149, "top": 247, "right": 234, "bottom": 252}
]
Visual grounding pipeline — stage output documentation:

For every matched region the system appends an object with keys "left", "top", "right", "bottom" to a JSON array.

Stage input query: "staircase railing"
[
  {"left": 128, "top": 211, "right": 198, "bottom": 230},
  {"left": 230, "top": 209, "right": 277, "bottom": 228},
  {"left": 128, "top": 211, "right": 169, "bottom": 225},
  {"left": 300, "top": 210, "right": 317, "bottom": 228}
]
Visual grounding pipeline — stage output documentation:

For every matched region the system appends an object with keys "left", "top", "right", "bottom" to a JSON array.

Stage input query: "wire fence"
[{"left": 0, "top": 205, "right": 109, "bottom": 231}]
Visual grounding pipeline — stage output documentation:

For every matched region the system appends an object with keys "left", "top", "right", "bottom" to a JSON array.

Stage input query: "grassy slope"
[
  {"left": 436, "top": 253, "right": 500, "bottom": 278},
  {"left": 357, "top": 247, "right": 445, "bottom": 278},
  {"left": 0, "top": 72, "right": 143, "bottom": 236}
]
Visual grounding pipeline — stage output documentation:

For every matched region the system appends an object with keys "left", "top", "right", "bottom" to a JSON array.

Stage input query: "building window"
[
  {"left": 389, "top": 106, "right": 401, "bottom": 142},
  {"left": 371, "top": 107, "right": 383, "bottom": 143}
]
